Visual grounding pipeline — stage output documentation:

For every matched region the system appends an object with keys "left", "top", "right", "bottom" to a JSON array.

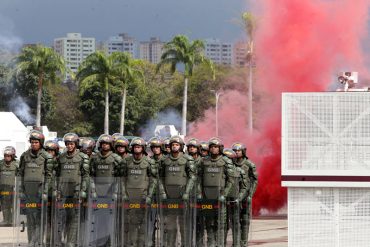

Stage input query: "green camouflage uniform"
[
  {"left": 54, "top": 149, "right": 89, "bottom": 246},
  {"left": 199, "top": 155, "right": 235, "bottom": 246},
  {"left": 121, "top": 155, "right": 156, "bottom": 246},
  {"left": 89, "top": 151, "right": 121, "bottom": 246},
  {"left": 225, "top": 163, "right": 249, "bottom": 247},
  {"left": 158, "top": 152, "right": 196, "bottom": 246},
  {"left": 18, "top": 149, "right": 54, "bottom": 246},
  {"left": 0, "top": 159, "right": 18, "bottom": 225},
  {"left": 236, "top": 158, "right": 258, "bottom": 247}
]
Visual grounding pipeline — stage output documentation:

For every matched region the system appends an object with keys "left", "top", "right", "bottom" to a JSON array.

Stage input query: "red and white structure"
[{"left": 282, "top": 92, "right": 370, "bottom": 247}]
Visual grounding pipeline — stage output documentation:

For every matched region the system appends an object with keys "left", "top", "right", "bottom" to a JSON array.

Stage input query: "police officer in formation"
[
  {"left": 8, "top": 130, "right": 258, "bottom": 247},
  {"left": 232, "top": 142, "right": 258, "bottom": 247},
  {"left": 157, "top": 135, "right": 196, "bottom": 246},
  {"left": 114, "top": 135, "right": 130, "bottom": 159},
  {"left": 89, "top": 134, "right": 121, "bottom": 246},
  {"left": 18, "top": 130, "right": 54, "bottom": 247},
  {"left": 147, "top": 137, "right": 166, "bottom": 247},
  {"left": 0, "top": 146, "right": 18, "bottom": 226},
  {"left": 53, "top": 133, "right": 90, "bottom": 246},
  {"left": 121, "top": 137, "right": 156, "bottom": 246},
  {"left": 43, "top": 140, "right": 59, "bottom": 246},
  {"left": 80, "top": 137, "right": 96, "bottom": 158}
]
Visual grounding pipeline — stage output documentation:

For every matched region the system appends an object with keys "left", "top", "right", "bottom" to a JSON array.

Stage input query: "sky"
[{"left": 0, "top": 0, "right": 248, "bottom": 46}]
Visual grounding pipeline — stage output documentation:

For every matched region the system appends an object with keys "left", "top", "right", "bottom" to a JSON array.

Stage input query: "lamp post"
[{"left": 211, "top": 90, "right": 222, "bottom": 137}]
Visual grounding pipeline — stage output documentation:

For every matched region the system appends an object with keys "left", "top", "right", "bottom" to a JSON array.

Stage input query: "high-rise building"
[
  {"left": 233, "top": 41, "right": 248, "bottom": 67},
  {"left": 54, "top": 33, "right": 95, "bottom": 76},
  {"left": 204, "top": 38, "right": 233, "bottom": 66},
  {"left": 105, "top": 33, "right": 138, "bottom": 58},
  {"left": 139, "top": 37, "right": 164, "bottom": 64}
]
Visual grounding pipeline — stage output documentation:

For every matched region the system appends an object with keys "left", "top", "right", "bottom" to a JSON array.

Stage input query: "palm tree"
[
  {"left": 16, "top": 45, "right": 66, "bottom": 127},
  {"left": 111, "top": 52, "right": 144, "bottom": 135},
  {"left": 157, "top": 35, "right": 214, "bottom": 136},
  {"left": 242, "top": 12, "right": 256, "bottom": 133},
  {"left": 77, "top": 51, "right": 117, "bottom": 134}
]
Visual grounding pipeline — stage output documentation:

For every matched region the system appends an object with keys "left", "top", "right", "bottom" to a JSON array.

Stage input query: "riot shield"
[
  {"left": 159, "top": 188, "right": 196, "bottom": 247},
  {"left": 14, "top": 176, "right": 48, "bottom": 247},
  {"left": 0, "top": 179, "right": 16, "bottom": 246},
  {"left": 84, "top": 177, "right": 118, "bottom": 247},
  {"left": 201, "top": 187, "right": 226, "bottom": 247},
  {"left": 51, "top": 177, "right": 81, "bottom": 247},
  {"left": 121, "top": 179, "right": 150, "bottom": 247},
  {"left": 146, "top": 179, "right": 160, "bottom": 247}
]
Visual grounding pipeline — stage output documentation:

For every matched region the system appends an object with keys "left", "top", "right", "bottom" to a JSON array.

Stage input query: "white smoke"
[
  {"left": 0, "top": 15, "right": 33, "bottom": 124},
  {"left": 140, "top": 108, "right": 182, "bottom": 140},
  {"left": 8, "top": 96, "right": 35, "bottom": 125},
  {"left": 0, "top": 15, "right": 22, "bottom": 63}
]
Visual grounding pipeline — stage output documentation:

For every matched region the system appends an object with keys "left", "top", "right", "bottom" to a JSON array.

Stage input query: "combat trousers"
[{"left": 240, "top": 200, "right": 251, "bottom": 247}]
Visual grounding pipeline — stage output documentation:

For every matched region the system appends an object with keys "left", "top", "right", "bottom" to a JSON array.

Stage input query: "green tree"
[
  {"left": 157, "top": 35, "right": 215, "bottom": 136},
  {"left": 0, "top": 63, "right": 12, "bottom": 111},
  {"left": 44, "top": 83, "right": 92, "bottom": 136},
  {"left": 15, "top": 45, "right": 66, "bottom": 127},
  {"left": 242, "top": 12, "right": 256, "bottom": 133},
  {"left": 78, "top": 60, "right": 181, "bottom": 136},
  {"left": 111, "top": 52, "right": 145, "bottom": 135},
  {"left": 77, "top": 51, "right": 118, "bottom": 134}
]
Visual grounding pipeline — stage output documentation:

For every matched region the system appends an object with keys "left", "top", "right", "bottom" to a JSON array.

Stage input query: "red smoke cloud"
[{"left": 188, "top": 0, "right": 369, "bottom": 215}]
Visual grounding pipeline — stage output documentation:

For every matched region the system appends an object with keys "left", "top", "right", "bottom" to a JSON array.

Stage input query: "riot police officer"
[
  {"left": 44, "top": 140, "right": 59, "bottom": 246},
  {"left": 147, "top": 137, "right": 166, "bottom": 246},
  {"left": 18, "top": 130, "right": 54, "bottom": 246},
  {"left": 88, "top": 134, "right": 121, "bottom": 246},
  {"left": 53, "top": 133, "right": 89, "bottom": 246},
  {"left": 0, "top": 146, "right": 18, "bottom": 226},
  {"left": 89, "top": 134, "right": 121, "bottom": 178},
  {"left": 198, "top": 137, "right": 235, "bottom": 247},
  {"left": 232, "top": 142, "right": 258, "bottom": 247},
  {"left": 158, "top": 135, "right": 196, "bottom": 246},
  {"left": 114, "top": 136, "right": 130, "bottom": 159},
  {"left": 80, "top": 137, "right": 96, "bottom": 158},
  {"left": 162, "top": 138, "right": 171, "bottom": 156},
  {"left": 223, "top": 148, "right": 249, "bottom": 247},
  {"left": 199, "top": 141, "right": 209, "bottom": 158},
  {"left": 186, "top": 138, "right": 204, "bottom": 246},
  {"left": 44, "top": 140, "right": 59, "bottom": 157},
  {"left": 121, "top": 137, "right": 156, "bottom": 246},
  {"left": 112, "top": 133, "right": 122, "bottom": 149}
]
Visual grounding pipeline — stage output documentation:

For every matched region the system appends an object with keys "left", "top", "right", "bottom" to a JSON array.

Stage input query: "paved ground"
[
  {"left": 247, "top": 216, "right": 287, "bottom": 247},
  {"left": 0, "top": 216, "right": 288, "bottom": 246}
]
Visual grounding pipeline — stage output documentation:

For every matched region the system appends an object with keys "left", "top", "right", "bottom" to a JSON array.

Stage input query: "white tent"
[{"left": 0, "top": 112, "right": 29, "bottom": 158}]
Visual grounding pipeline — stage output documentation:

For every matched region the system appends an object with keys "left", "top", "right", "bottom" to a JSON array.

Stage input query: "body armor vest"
[
  {"left": 228, "top": 167, "right": 241, "bottom": 198},
  {"left": 163, "top": 154, "right": 188, "bottom": 199},
  {"left": 58, "top": 151, "right": 83, "bottom": 197},
  {"left": 202, "top": 156, "right": 226, "bottom": 200},
  {"left": 0, "top": 160, "right": 17, "bottom": 186},
  {"left": 94, "top": 152, "right": 116, "bottom": 178},
  {"left": 22, "top": 151, "right": 46, "bottom": 182},
  {"left": 126, "top": 156, "right": 150, "bottom": 200},
  {"left": 237, "top": 158, "right": 250, "bottom": 177}
]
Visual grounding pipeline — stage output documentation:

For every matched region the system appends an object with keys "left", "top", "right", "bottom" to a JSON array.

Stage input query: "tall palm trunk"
[
  {"left": 104, "top": 89, "right": 109, "bottom": 134},
  {"left": 119, "top": 86, "right": 127, "bottom": 135},
  {"left": 36, "top": 73, "right": 44, "bottom": 127},
  {"left": 248, "top": 41, "right": 254, "bottom": 133},
  {"left": 182, "top": 77, "right": 188, "bottom": 136},
  {"left": 248, "top": 61, "right": 253, "bottom": 133}
]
